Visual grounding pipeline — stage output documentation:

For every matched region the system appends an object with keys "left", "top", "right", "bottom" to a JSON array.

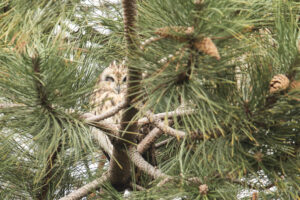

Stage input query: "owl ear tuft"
[
  {"left": 108, "top": 60, "right": 117, "bottom": 68},
  {"left": 109, "top": 60, "right": 127, "bottom": 69},
  {"left": 118, "top": 60, "right": 127, "bottom": 69}
]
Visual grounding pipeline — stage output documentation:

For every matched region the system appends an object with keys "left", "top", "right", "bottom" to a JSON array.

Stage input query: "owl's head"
[{"left": 99, "top": 60, "right": 128, "bottom": 94}]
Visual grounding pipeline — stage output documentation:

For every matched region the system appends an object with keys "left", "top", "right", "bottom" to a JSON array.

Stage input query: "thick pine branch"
[
  {"left": 137, "top": 127, "right": 162, "bottom": 154},
  {"left": 108, "top": 0, "right": 141, "bottom": 189},
  {"left": 59, "top": 173, "right": 109, "bottom": 200},
  {"left": 138, "top": 109, "right": 195, "bottom": 125},
  {"left": 145, "top": 111, "right": 186, "bottom": 138},
  {"left": 91, "top": 127, "right": 113, "bottom": 157},
  {"left": 128, "top": 146, "right": 168, "bottom": 179},
  {"left": 89, "top": 120, "right": 120, "bottom": 137},
  {"left": 122, "top": 0, "right": 137, "bottom": 49},
  {"left": 85, "top": 100, "right": 128, "bottom": 122}
]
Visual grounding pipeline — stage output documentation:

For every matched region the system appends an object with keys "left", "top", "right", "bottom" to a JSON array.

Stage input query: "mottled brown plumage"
[{"left": 91, "top": 61, "right": 127, "bottom": 126}]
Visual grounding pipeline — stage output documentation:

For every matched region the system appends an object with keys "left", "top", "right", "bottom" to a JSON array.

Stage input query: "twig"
[
  {"left": 140, "top": 36, "right": 163, "bottom": 50},
  {"left": 145, "top": 111, "right": 186, "bottom": 138},
  {"left": 86, "top": 100, "right": 128, "bottom": 122},
  {"left": 187, "top": 177, "right": 202, "bottom": 185},
  {"left": 230, "top": 178, "right": 275, "bottom": 190},
  {"left": 0, "top": 103, "right": 24, "bottom": 109},
  {"left": 128, "top": 146, "right": 168, "bottom": 179},
  {"left": 32, "top": 54, "right": 51, "bottom": 109},
  {"left": 130, "top": 182, "right": 146, "bottom": 191},
  {"left": 157, "top": 177, "right": 172, "bottom": 187},
  {"left": 89, "top": 120, "right": 120, "bottom": 138},
  {"left": 138, "top": 109, "right": 195, "bottom": 125},
  {"left": 59, "top": 172, "right": 109, "bottom": 200},
  {"left": 155, "top": 138, "right": 174, "bottom": 148},
  {"left": 91, "top": 127, "right": 113, "bottom": 157},
  {"left": 137, "top": 127, "right": 163, "bottom": 154}
]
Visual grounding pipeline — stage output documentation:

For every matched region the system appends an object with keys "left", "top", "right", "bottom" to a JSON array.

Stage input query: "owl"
[{"left": 91, "top": 61, "right": 127, "bottom": 126}]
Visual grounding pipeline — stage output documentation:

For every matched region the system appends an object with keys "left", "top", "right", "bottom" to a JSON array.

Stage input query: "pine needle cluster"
[{"left": 0, "top": 0, "right": 299, "bottom": 199}]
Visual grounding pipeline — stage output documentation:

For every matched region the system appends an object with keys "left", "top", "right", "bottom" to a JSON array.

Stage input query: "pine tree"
[{"left": 0, "top": 0, "right": 299, "bottom": 199}]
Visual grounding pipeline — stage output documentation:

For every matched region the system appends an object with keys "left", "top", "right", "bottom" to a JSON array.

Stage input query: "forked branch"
[
  {"left": 137, "top": 127, "right": 163, "bottom": 154},
  {"left": 145, "top": 111, "right": 186, "bottom": 138},
  {"left": 128, "top": 146, "right": 168, "bottom": 179},
  {"left": 138, "top": 109, "right": 195, "bottom": 125},
  {"left": 59, "top": 172, "right": 109, "bottom": 200}
]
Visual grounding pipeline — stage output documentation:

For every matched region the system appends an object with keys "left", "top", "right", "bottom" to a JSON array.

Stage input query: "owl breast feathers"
[{"left": 91, "top": 61, "right": 127, "bottom": 125}]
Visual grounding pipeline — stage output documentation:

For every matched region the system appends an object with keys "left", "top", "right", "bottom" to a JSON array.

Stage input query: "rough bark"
[
  {"left": 59, "top": 173, "right": 109, "bottom": 200},
  {"left": 128, "top": 146, "right": 168, "bottom": 179},
  {"left": 137, "top": 109, "right": 195, "bottom": 125},
  {"left": 108, "top": 0, "right": 141, "bottom": 190},
  {"left": 91, "top": 127, "right": 113, "bottom": 157},
  {"left": 145, "top": 111, "right": 186, "bottom": 138},
  {"left": 137, "top": 127, "right": 162, "bottom": 154}
]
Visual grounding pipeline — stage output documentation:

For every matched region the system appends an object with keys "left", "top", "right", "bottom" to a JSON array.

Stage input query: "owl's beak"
[{"left": 115, "top": 85, "right": 121, "bottom": 94}]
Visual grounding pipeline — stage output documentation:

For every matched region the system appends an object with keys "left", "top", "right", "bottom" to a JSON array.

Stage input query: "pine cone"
[
  {"left": 194, "top": 37, "right": 221, "bottom": 60},
  {"left": 269, "top": 74, "right": 290, "bottom": 94},
  {"left": 199, "top": 184, "right": 209, "bottom": 195}
]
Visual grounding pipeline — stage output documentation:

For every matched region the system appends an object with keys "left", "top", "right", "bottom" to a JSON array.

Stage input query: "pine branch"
[
  {"left": 144, "top": 111, "right": 222, "bottom": 140},
  {"left": 82, "top": 113, "right": 120, "bottom": 137},
  {"left": 32, "top": 55, "right": 51, "bottom": 110},
  {"left": 108, "top": 0, "right": 141, "bottom": 190},
  {"left": 31, "top": 53, "right": 61, "bottom": 199},
  {"left": 122, "top": 0, "right": 137, "bottom": 49},
  {"left": 155, "top": 138, "right": 173, "bottom": 148},
  {"left": 107, "top": 147, "right": 131, "bottom": 190},
  {"left": 138, "top": 109, "right": 195, "bottom": 125},
  {"left": 91, "top": 127, "right": 113, "bottom": 157},
  {"left": 128, "top": 146, "right": 168, "bottom": 179},
  {"left": 38, "top": 144, "right": 62, "bottom": 200},
  {"left": 145, "top": 111, "right": 186, "bottom": 138},
  {"left": 0, "top": 103, "right": 24, "bottom": 108},
  {"left": 85, "top": 100, "right": 128, "bottom": 122},
  {"left": 59, "top": 172, "right": 109, "bottom": 200},
  {"left": 130, "top": 182, "right": 146, "bottom": 191},
  {"left": 89, "top": 121, "right": 120, "bottom": 138},
  {"left": 83, "top": 105, "right": 195, "bottom": 126},
  {"left": 137, "top": 127, "right": 163, "bottom": 154}
]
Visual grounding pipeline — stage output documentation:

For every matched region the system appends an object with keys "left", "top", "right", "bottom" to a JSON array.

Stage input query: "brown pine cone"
[
  {"left": 269, "top": 74, "right": 290, "bottom": 94},
  {"left": 194, "top": 37, "right": 221, "bottom": 60}
]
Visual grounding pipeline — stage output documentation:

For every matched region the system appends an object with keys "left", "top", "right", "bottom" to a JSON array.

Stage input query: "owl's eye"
[
  {"left": 105, "top": 76, "right": 114, "bottom": 82},
  {"left": 122, "top": 76, "right": 127, "bottom": 82}
]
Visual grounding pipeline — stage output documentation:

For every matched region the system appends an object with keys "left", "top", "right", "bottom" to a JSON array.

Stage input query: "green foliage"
[
  {"left": 0, "top": 1, "right": 98, "bottom": 199},
  {"left": 135, "top": 0, "right": 299, "bottom": 199},
  {"left": 0, "top": 0, "right": 299, "bottom": 199}
]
